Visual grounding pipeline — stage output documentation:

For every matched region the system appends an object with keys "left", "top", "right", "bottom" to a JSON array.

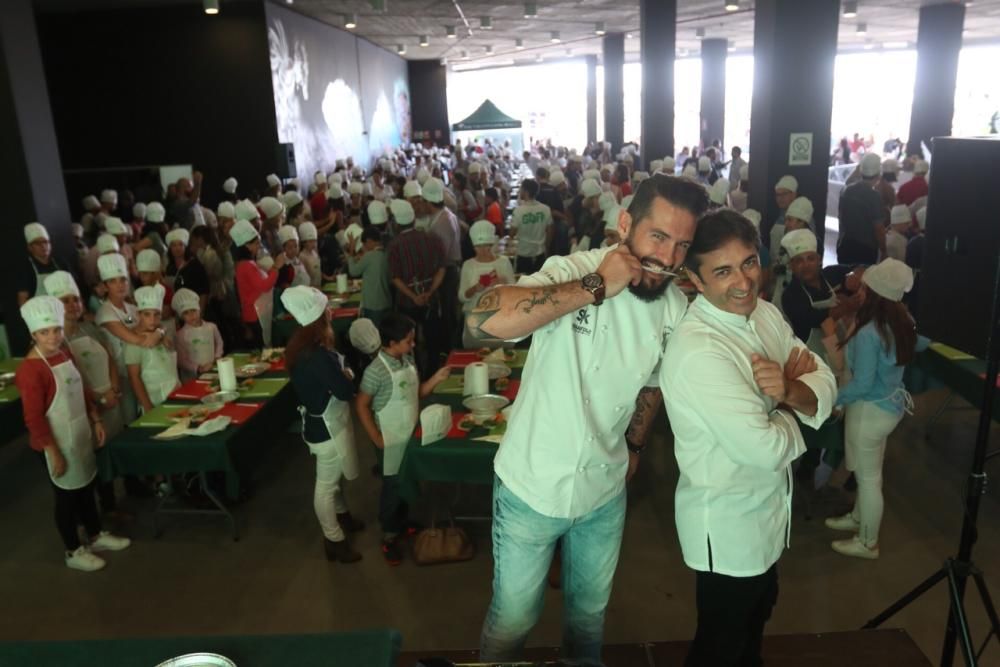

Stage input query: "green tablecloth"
[
  {"left": 0, "top": 630, "right": 401, "bottom": 667},
  {"left": 904, "top": 343, "right": 998, "bottom": 418}
]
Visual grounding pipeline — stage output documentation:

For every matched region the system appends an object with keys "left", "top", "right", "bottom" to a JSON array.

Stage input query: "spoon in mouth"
[{"left": 640, "top": 260, "right": 678, "bottom": 277}]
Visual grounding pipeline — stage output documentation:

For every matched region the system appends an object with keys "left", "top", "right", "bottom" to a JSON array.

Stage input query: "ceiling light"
[
  {"left": 446, "top": 25, "right": 456, "bottom": 39},
  {"left": 480, "top": 16, "right": 493, "bottom": 30},
  {"left": 419, "top": 35, "right": 429, "bottom": 47},
  {"left": 485, "top": 45, "right": 493, "bottom": 55},
  {"left": 725, "top": 0, "right": 739, "bottom": 10},
  {"left": 515, "top": 38, "right": 524, "bottom": 50},
  {"left": 203, "top": 0, "right": 219, "bottom": 15},
  {"left": 595, "top": 22, "right": 606, "bottom": 35},
  {"left": 856, "top": 22, "right": 867, "bottom": 35},
  {"left": 285, "top": 0, "right": 293, "bottom": 4},
  {"left": 695, "top": 27, "right": 705, "bottom": 39},
  {"left": 344, "top": 13, "right": 357, "bottom": 29},
  {"left": 843, "top": 1, "right": 857, "bottom": 18},
  {"left": 550, "top": 31, "right": 561, "bottom": 43},
  {"left": 397, "top": 44, "right": 406, "bottom": 55},
  {"left": 524, "top": 2, "right": 537, "bottom": 18}
]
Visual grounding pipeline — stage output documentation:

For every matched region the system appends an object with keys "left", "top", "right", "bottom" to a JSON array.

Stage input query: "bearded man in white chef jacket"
[
  {"left": 661, "top": 209, "right": 836, "bottom": 667},
  {"left": 468, "top": 175, "right": 710, "bottom": 664}
]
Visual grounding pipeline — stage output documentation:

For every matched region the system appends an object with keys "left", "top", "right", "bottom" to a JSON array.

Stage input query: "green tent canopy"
[{"left": 451, "top": 99, "right": 522, "bottom": 131}]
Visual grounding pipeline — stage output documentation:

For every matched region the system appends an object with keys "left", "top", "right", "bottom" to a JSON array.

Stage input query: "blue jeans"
[{"left": 480, "top": 476, "right": 626, "bottom": 665}]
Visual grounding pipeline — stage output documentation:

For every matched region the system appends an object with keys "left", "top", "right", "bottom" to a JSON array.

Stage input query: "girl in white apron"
[
  {"left": 278, "top": 224, "right": 313, "bottom": 288},
  {"left": 355, "top": 313, "right": 450, "bottom": 565},
  {"left": 125, "top": 285, "right": 180, "bottom": 413},
  {"left": 280, "top": 286, "right": 364, "bottom": 563},
  {"left": 172, "top": 288, "right": 224, "bottom": 381},
  {"left": 297, "top": 222, "right": 323, "bottom": 288},
  {"left": 15, "top": 296, "right": 131, "bottom": 572}
]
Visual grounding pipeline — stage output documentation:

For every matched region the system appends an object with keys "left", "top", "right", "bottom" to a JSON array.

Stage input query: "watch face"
[{"left": 582, "top": 273, "right": 603, "bottom": 290}]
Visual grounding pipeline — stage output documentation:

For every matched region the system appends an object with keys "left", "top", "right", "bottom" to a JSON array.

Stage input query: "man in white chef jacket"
[
  {"left": 660, "top": 209, "right": 836, "bottom": 667},
  {"left": 469, "top": 175, "right": 710, "bottom": 664}
]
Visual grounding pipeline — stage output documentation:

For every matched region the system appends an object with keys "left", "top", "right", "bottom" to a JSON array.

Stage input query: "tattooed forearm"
[
  {"left": 466, "top": 282, "right": 595, "bottom": 341},
  {"left": 626, "top": 387, "right": 663, "bottom": 447},
  {"left": 512, "top": 287, "right": 560, "bottom": 314},
  {"left": 467, "top": 289, "right": 504, "bottom": 342}
]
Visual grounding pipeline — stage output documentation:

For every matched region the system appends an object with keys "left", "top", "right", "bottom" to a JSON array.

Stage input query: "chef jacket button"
[
  {"left": 601, "top": 464, "right": 608, "bottom": 469},
  {"left": 578, "top": 467, "right": 586, "bottom": 473},
  {"left": 593, "top": 366, "right": 599, "bottom": 372},
  {"left": 615, "top": 405, "right": 622, "bottom": 411},
  {"left": 602, "top": 325, "right": 608, "bottom": 332},
  {"left": 585, "top": 399, "right": 590, "bottom": 405}
]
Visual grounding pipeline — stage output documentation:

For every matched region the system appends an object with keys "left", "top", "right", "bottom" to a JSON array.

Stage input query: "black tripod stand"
[{"left": 862, "top": 259, "right": 1000, "bottom": 666}]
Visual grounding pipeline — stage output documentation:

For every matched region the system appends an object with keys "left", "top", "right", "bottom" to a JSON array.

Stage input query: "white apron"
[
  {"left": 32, "top": 262, "right": 50, "bottom": 297},
  {"left": 40, "top": 349, "right": 97, "bottom": 490},
  {"left": 300, "top": 249, "right": 322, "bottom": 287},
  {"left": 251, "top": 264, "right": 274, "bottom": 347},
  {"left": 180, "top": 324, "right": 217, "bottom": 378},
  {"left": 300, "top": 393, "right": 359, "bottom": 480},
  {"left": 290, "top": 258, "right": 312, "bottom": 287},
  {"left": 100, "top": 301, "right": 140, "bottom": 424},
  {"left": 139, "top": 344, "right": 180, "bottom": 408},
  {"left": 67, "top": 333, "right": 125, "bottom": 439},
  {"left": 375, "top": 354, "right": 419, "bottom": 476}
]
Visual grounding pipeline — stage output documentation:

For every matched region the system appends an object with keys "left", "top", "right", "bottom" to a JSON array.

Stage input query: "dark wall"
[
  {"left": 908, "top": 3, "right": 965, "bottom": 156},
  {"left": 407, "top": 60, "right": 449, "bottom": 146},
  {"left": 37, "top": 0, "right": 278, "bottom": 212}
]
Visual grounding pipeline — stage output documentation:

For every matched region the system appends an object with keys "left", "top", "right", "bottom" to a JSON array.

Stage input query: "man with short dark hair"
[
  {"left": 838, "top": 153, "right": 886, "bottom": 264},
  {"left": 509, "top": 179, "right": 552, "bottom": 274},
  {"left": 661, "top": 210, "right": 836, "bottom": 667}
]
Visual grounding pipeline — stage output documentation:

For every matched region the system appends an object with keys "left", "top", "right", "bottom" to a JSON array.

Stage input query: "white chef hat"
[
  {"left": 82, "top": 195, "right": 101, "bottom": 211},
  {"left": 277, "top": 224, "right": 299, "bottom": 246},
  {"left": 739, "top": 164, "right": 749, "bottom": 180},
  {"left": 313, "top": 171, "right": 326, "bottom": 186},
  {"left": 344, "top": 223, "right": 364, "bottom": 245},
  {"left": 146, "top": 201, "right": 166, "bottom": 223},
  {"left": 662, "top": 156, "right": 676, "bottom": 172},
  {"left": 298, "top": 221, "right": 318, "bottom": 241},
  {"left": 780, "top": 228, "right": 818, "bottom": 259},
  {"left": 580, "top": 178, "right": 602, "bottom": 199},
  {"left": 681, "top": 165, "right": 698, "bottom": 180},
  {"left": 234, "top": 199, "right": 259, "bottom": 221},
  {"left": 604, "top": 205, "right": 623, "bottom": 232},
  {"left": 349, "top": 318, "right": 381, "bottom": 354},
  {"left": 266, "top": 173, "right": 281, "bottom": 188},
  {"left": 282, "top": 190, "right": 304, "bottom": 210},
  {"left": 469, "top": 220, "right": 497, "bottom": 246},
  {"left": 709, "top": 178, "right": 730, "bottom": 205},
  {"left": 230, "top": 219, "right": 259, "bottom": 247},
  {"left": 98, "top": 253, "right": 128, "bottom": 281},
  {"left": 165, "top": 228, "right": 190, "bottom": 247},
  {"left": 223, "top": 177, "right": 238, "bottom": 194},
  {"left": 217, "top": 201, "right": 235, "bottom": 219},
  {"left": 743, "top": 209, "right": 762, "bottom": 230},
  {"left": 422, "top": 178, "right": 445, "bottom": 204},
  {"left": 43, "top": 270, "right": 80, "bottom": 298},
  {"left": 915, "top": 207, "right": 927, "bottom": 230},
  {"left": 860, "top": 153, "right": 881, "bottom": 177},
  {"left": 390, "top": 198, "right": 415, "bottom": 226},
  {"left": 583, "top": 168, "right": 601, "bottom": 181},
  {"left": 774, "top": 175, "right": 798, "bottom": 193},
  {"left": 416, "top": 167, "right": 431, "bottom": 185},
  {"left": 403, "top": 180, "right": 422, "bottom": 198},
  {"left": 468, "top": 162, "right": 482, "bottom": 175},
  {"left": 100, "top": 189, "right": 118, "bottom": 205},
  {"left": 133, "top": 202, "right": 147, "bottom": 220},
  {"left": 136, "top": 248, "right": 162, "bottom": 273},
  {"left": 21, "top": 296, "right": 65, "bottom": 333},
  {"left": 549, "top": 171, "right": 566, "bottom": 187},
  {"left": 351, "top": 165, "right": 363, "bottom": 177},
  {"left": 104, "top": 216, "right": 128, "bottom": 236},
  {"left": 347, "top": 181, "right": 364, "bottom": 196},
  {"left": 171, "top": 287, "right": 201, "bottom": 315},
  {"left": 786, "top": 196, "right": 813, "bottom": 223},
  {"left": 598, "top": 191, "right": 617, "bottom": 213},
  {"left": 97, "top": 234, "right": 120, "bottom": 254},
  {"left": 135, "top": 284, "right": 166, "bottom": 312},
  {"left": 863, "top": 258, "right": 914, "bottom": 302},
  {"left": 328, "top": 183, "right": 344, "bottom": 200},
  {"left": 259, "top": 196, "right": 284, "bottom": 220},
  {"left": 697, "top": 156, "right": 711, "bottom": 173},
  {"left": 882, "top": 158, "right": 900, "bottom": 174},
  {"left": 280, "top": 285, "right": 328, "bottom": 327},
  {"left": 368, "top": 200, "right": 389, "bottom": 225},
  {"left": 24, "top": 222, "right": 49, "bottom": 244},
  {"left": 890, "top": 204, "right": 912, "bottom": 226},
  {"left": 914, "top": 159, "right": 929, "bottom": 175},
  {"left": 71, "top": 223, "right": 84, "bottom": 239},
  {"left": 650, "top": 160, "right": 664, "bottom": 173}
]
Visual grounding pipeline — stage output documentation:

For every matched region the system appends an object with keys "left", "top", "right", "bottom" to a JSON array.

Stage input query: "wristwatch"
[{"left": 581, "top": 272, "right": 606, "bottom": 306}]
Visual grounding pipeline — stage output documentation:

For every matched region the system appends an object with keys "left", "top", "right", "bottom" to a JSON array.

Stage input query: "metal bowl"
[
  {"left": 155, "top": 653, "right": 236, "bottom": 667},
  {"left": 463, "top": 393, "right": 510, "bottom": 420},
  {"left": 201, "top": 391, "right": 239, "bottom": 406}
]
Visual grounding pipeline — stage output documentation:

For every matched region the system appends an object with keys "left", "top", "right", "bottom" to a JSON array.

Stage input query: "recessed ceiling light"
[
  {"left": 524, "top": 2, "right": 537, "bottom": 18},
  {"left": 595, "top": 22, "right": 606, "bottom": 36},
  {"left": 285, "top": 0, "right": 293, "bottom": 4},
  {"left": 203, "top": 0, "right": 219, "bottom": 15},
  {"left": 480, "top": 16, "right": 493, "bottom": 30},
  {"left": 397, "top": 44, "right": 406, "bottom": 55},
  {"left": 550, "top": 31, "right": 561, "bottom": 43},
  {"left": 843, "top": 1, "right": 858, "bottom": 18},
  {"left": 856, "top": 22, "right": 867, "bottom": 35},
  {"left": 696, "top": 27, "right": 705, "bottom": 39},
  {"left": 725, "top": 0, "right": 739, "bottom": 11},
  {"left": 515, "top": 38, "right": 524, "bottom": 50},
  {"left": 446, "top": 25, "right": 456, "bottom": 39},
  {"left": 344, "top": 13, "right": 357, "bottom": 29},
  {"left": 419, "top": 35, "right": 429, "bottom": 47}
]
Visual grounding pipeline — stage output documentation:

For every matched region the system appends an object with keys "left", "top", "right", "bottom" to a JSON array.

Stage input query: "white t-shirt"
[
  {"left": 458, "top": 256, "right": 515, "bottom": 312},
  {"left": 510, "top": 201, "right": 552, "bottom": 258}
]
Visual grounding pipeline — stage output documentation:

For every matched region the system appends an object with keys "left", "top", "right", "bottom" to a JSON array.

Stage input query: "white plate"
[
  {"left": 155, "top": 653, "right": 236, "bottom": 667},
  {"left": 236, "top": 363, "right": 270, "bottom": 378},
  {"left": 487, "top": 364, "right": 511, "bottom": 380}
]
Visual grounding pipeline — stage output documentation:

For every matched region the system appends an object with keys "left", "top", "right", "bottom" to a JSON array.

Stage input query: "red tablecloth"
[
  {"left": 209, "top": 401, "right": 264, "bottom": 425},
  {"left": 169, "top": 380, "right": 214, "bottom": 400},
  {"left": 332, "top": 307, "right": 360, "bottom": 319}
]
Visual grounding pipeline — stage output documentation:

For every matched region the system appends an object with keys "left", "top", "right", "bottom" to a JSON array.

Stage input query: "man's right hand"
[
  {"left": 47, "top": 447, "right": 67, "bottom": 478},
  {"left": 596, "top": 245, "right": 643, "bottom": 299},
  {"left": 751, "top": 353, "right": 788, "bottom": 404}
]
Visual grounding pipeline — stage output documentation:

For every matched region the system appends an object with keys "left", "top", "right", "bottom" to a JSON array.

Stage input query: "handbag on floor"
[{"left": 411, "top": 514, "right": 475, "bottom": 566}]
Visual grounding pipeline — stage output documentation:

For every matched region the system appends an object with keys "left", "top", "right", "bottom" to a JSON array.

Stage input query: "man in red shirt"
[
  {"left": 309, "top": 172, "right": 330, "bottom": 222},
  {"left": 896, "top": 160, "right": 929, "bottom": 207}
]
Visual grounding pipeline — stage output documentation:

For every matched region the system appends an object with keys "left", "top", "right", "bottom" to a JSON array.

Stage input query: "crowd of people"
[{"left": 14, "top": 133, "right": 931, "bottom": 666}]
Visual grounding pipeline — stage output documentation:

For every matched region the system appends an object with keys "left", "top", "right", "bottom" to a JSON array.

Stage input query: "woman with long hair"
[
  {"left": 826, "top": 259, "right": 929, "bottom": 559},
  {"left": 231, "top": 219, "right": 285, "bottom": 349},
  {"left": 280, "top": 286, "right": 363, "bottom": 563}
]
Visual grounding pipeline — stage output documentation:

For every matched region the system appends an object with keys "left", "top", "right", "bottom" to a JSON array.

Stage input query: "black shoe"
[
  {"left": 337, "top": 512, "right": 366, "bottom": 533},
  {"left": 324, "top": 538, "right": 362, "bottom": 563},
  {"left": 381, "top": 538, "right": 403, "bottom": 566}
]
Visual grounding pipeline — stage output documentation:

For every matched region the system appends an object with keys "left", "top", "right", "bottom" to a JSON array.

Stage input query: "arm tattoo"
[
  {"left": 512, "top": 286, "right": 560, "bottom": 314},
  {"left": 626, "top": 387, "right": 663, "bottom": 447},
  {"left": 467, "top": 288, "right": 504, "bottom": 342}
]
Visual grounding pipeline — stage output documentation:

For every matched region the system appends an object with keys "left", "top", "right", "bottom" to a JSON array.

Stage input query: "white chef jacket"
[
  {"left": 660, "top": 295, "right": 836, "bottom": 577},
  {"left": 494, "top": 245, "right": 688, "bottom": 519}
]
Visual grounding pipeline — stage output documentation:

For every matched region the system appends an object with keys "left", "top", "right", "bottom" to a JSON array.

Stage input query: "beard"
[{"left": 624, "top": 235, "right": 674, "bottom": 302}]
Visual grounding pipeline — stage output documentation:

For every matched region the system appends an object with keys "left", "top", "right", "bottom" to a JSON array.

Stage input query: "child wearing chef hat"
[
  {"left": 15, "top": 295, "right": 131, "bottom": 572},
  {"left": 297, "top": 222, "right": 323, "bottom": 288},
  {"left": 459, "top": 221, "right": 515, "bottom": 349},
  {"left": 278, "top": 224, "right": 312, "bottom": 289},
  {"left": 125, "top": 285, "right": 179, "bottom": 413},
  {"left": 172, "top": 287, "right": 223, "bottom": 381}
]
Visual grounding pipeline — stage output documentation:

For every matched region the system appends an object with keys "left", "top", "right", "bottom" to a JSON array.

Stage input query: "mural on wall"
[{"left": 265, "top": 2, "right": 410, "bottom": 180}]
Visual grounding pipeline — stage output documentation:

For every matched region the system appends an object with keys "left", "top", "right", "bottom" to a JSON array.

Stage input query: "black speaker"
[
  {"left": 274, "top": 142, "right": 296, "bottom": 179},
  {"left": 917, "top": 136, "right": 1000, "bottom": 359}
]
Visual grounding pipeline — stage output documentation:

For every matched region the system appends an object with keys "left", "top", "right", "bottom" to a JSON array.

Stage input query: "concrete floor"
[{"left": 1, "top": 385, "right": 999, "bottom": 666}]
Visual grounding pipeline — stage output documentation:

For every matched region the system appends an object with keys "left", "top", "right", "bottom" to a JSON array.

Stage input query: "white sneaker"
[
  {"left": 90, "top": 531, "right": 131, "bottom": 552},
  {"left": 832, "top": 535, "right": 879, "bottom": 560},
  {"left": 824, "top": 513, "right": 860, "bottom": 531},
  {"left": 65, "top": 546, "right": 106, "bottom": 571}
]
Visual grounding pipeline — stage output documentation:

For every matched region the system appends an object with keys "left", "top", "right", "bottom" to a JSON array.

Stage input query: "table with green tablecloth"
[
  {"left": 0, "top": 357, "right": 25, "bottom": 444},
  {"left": 0, "top": 629, "right": 401, "bottom": 667}
]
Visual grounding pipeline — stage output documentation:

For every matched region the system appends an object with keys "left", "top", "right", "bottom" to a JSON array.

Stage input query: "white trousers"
[
  {"left": 306, "top": 439, "right": 349, "bottom": 542},
  {"left": 844, "top": 401, "right": 903, "bottom": 547}
]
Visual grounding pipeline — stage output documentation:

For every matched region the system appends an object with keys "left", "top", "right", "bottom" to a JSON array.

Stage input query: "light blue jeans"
[{"left": 480, "top": 476, "right": 627, "bottom": 665}]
